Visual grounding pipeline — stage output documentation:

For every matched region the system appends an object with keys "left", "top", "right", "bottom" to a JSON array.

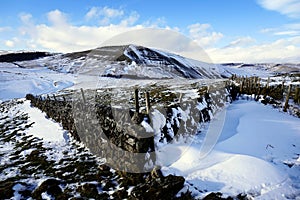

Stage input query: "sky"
[{"left": 0, "top": 0, "right": 300, "bottom": 63}]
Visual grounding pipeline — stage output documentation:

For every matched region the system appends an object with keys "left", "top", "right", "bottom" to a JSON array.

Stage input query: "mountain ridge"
[
  {"left": 8, "top": 44, "right": 222, "bottom": 79},
  {"left": 1, "top": 44, "right": 299, "bottom": 79}
]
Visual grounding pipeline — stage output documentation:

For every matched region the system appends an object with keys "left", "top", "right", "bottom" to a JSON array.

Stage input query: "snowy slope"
[
  {"left": 161, "top": 100, "right": 300, "bottom": 199},
  {"left": 0, "top": 62, "right": 74, "bottom": 101}
]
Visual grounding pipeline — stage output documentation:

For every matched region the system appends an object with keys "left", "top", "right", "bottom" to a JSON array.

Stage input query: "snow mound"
[{"left": 186, "top": 154, "right": 287, "bottom": 195}]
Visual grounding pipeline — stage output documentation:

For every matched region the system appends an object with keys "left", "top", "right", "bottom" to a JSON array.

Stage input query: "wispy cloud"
[
  {"left": 260, "top": 23, "right": 300, "bottom": 36},
  {"left": 120, "top": 11, "right": 139, "bottom": 26},
  {"left": 188, "top": 23, "right": 223, "bottom": 48},
  {"left": 223, "top": 36, "right": 256, "bottom": 48},
  {"left": 19, "top": 13, "right": 33, "bottom": 24},
  {"left": 274, "top": 30, "right": 299, "bottom": 36},
  {"left": 257, "top": 0, "right": 300, "bottom": 18},
  {"left": 85, "top": 6, "right": 124, "bottom": 25},
  {"left": 0, "top": 26, "right": 11, "bottom": 32}
]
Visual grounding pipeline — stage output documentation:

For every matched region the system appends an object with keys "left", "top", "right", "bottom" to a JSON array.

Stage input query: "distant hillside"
[
  {"left": 38, "top": 44, "right": 222, "bottom": 79},
  {"left": 0, "top": 52, "right": 51, "bottom": 62}
]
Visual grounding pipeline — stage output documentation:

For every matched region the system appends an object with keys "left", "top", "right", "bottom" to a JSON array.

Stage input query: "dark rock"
[
  {"left": 130, "top": 174, "right": 185, "bottom": 199},
  {"left": 113, "top": 189, "right": 128, "bottom": 199},
  {"left": 203, "top": 192, "right": 233, "bottom": 200},
  {"left": 237, "top": 193, "right": 250, "bottom": 200},
  {"left": 0, "top": 181, "right": 15, "bottom": 199},
  {"left": 25, "top": 94, "right": 35, "bottom": 101},
  {"left": 76, "top": 183, "right": 101, "bottom": 199},
  {"left": 32, "top": 179, "right": 63, "bottom": 200}
]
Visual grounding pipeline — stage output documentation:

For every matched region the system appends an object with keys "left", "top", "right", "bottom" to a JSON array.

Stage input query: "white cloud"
[
  {"left": 0, "top": 26, "right": 11, "bottom": 32},
  {"left": 32, "top": 24, "right": 145, "bottom": 52},
  {"left": 274, "top": 31, "right": 299, "bottom": 36},
  {"left": 224, "top": 36, "right": 256, "bottom": 48},
  {"left": 5, "top": 40, "right": 15, "bottom": 48},
  {"left": 188, "top": 23, "right": 223, "bottom": 48},
  {"left": 207, "top": 36, "right": 300, "bottom": 63},
  {"left": 101, "top": 7, "right": 124, "bottom": 18},
  {"left": 143, "top": 17, "right": 167, "bottom": 28},
  {"left": 19, "top": 13, "right": 36, "bottom": 36},
  {"left": 47, "top": 9, "right": 68, "bottom": 27},
  {"left": 19, "top": 13, "right": 33, "bottom": 24},
  {"left": 120, "top": 11, "right": 139, "bottom": 26},
  {"left": 260, "top": 23, "right": 300, "bottom": 36},
  {"left": 85, "top": 7, "right": 98, "bottom": 20},
  {"left": 257, "top": 0, "right": 300, "bottom": 18},
  {"left": 17, "top": 9, "right": 159, "bottom": 53},
  {"left": 85, "top": 6, "right": 124, "bottom": 25}
]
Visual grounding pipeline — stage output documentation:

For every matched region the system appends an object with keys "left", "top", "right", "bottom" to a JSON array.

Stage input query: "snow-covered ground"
[
  {"left": 0, "top": 99, "right": 118, "bottom": 199},
  {"left": 0, "top": 63, "right": 74, "bottom": 101},
  {"left": 161, "top": 99, "right": 300, "bottom": 199}
]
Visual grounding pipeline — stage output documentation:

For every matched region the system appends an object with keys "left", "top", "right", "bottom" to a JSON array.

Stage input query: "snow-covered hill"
[{"left": 24, "top": 44, "right": 222, "bottom": 79}]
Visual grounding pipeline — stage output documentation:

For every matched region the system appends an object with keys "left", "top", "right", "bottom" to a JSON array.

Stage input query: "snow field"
[{"left": 161, "top": 100, "right": 300, "bottom": 199}]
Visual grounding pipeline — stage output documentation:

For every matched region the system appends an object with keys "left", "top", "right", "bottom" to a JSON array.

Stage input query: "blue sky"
[{"left": 0, "top": 0, "right": 299, "bottom": 63}]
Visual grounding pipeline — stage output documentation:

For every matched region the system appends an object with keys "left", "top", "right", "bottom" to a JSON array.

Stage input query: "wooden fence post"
[
  {"left": 179, "top": 93, "right": 183, "bottom": 103},
  {"left": 294, "top": 87, "right": 300, "bottom": 104},
  {"left": 255, "top": 80, "right": 261, "bottom": 101},
  {"left": 145, "top": 91, "right": 150, "bottom": 114},
  {"left": 282, "top": 81, "right": 285, "bottom": 94},
  {"left": 134, "top": 89, "right": 139, "bottom": 113},
  {"left": 80, "top": 88, "right": 86, "bottom": 103},
  {"left": 283, "top": 84, "right": 292, "bottom": 112},
  {"left": 249, "top": 77, "right": 252, "bottom": 94},
  {"left": 266, "top": 77, "right": 270, "bottom": 89}
]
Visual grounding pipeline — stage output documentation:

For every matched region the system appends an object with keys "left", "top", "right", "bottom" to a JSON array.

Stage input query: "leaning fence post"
[
  {"left": 145, "top": 91, "right": 150, "bottom": 114},
  {"left": 283, "top": 84, "right": 292, "bottom": 112},
  {"left": 80, "top": 88, "right": 86, "bottom": 103},
  {"left": 134, "top": 88, "right": 139, "bottom": 113}
]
